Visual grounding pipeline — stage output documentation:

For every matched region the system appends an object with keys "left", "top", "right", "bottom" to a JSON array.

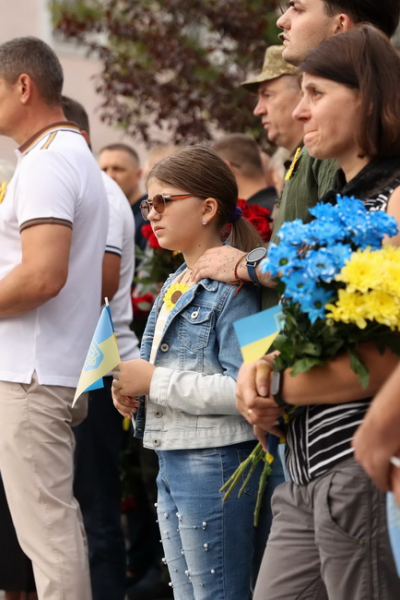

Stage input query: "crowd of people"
[{"left": 0, "top": 1, "right": 400, "bottom": 600}]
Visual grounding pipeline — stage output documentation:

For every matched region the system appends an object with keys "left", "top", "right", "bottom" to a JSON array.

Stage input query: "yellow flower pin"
[
  {"left": 163, "top": 282, "right": 190, "bottom": 311},
  {"left": 0, "top": 181, "right": 7, "bottom": 204},
  {"left": 285, "top": 147, "right": 302, "bottom": 181}
]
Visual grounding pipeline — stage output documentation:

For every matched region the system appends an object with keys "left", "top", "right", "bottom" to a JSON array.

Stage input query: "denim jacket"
[{"left": 134, "top": 263, "right": 261, "bottom": 450}]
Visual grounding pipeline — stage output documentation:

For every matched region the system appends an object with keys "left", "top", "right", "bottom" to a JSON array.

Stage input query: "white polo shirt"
[
  {"left": 102, "top": 172, "right": 139, "bottom": 361},
  {"left": 0, "top": 122, "right": 109, "bottom": 387}
]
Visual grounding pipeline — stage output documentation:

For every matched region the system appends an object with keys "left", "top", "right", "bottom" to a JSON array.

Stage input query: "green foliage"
[
  {"left": 273, "top": 298, "right": 400, "bottom": 388},
  {"left": 134, "top": 246, "right": 184, "bottom": 288},
  {"left": 51, "top": 0, "right": 280, "bottom": 143}
]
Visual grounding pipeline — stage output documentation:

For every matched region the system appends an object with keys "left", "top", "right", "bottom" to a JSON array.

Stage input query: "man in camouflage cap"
[{"left": 241, "top": 45, "right": 303, "bottom": 154}]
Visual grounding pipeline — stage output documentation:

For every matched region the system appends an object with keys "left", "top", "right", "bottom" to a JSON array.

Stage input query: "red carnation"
[
  {"left": 237, "top": 199, "right": 272, "bottom": 242},
  {"left": 141, "top": 223, "right": 162, "bottom": 249}
]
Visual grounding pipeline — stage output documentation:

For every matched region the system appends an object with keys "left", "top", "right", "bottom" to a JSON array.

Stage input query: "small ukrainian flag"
[
  {"left": 233, "top": 305, "right": 285, "bottom": 365},
  {"left": 73, "top": 302, "right": 120, "bottom": 406}
]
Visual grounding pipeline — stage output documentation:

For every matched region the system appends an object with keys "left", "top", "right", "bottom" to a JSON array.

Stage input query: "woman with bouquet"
[{"left": 241, "top": 25, "right": 400, "bottom": 600}]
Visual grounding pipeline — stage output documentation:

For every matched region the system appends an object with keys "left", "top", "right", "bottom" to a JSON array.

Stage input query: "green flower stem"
[
  {"left": 238, "top": 458, "right": 261, "bottom": 499},
  {"left": 220, "top": 443, "right": 263, "bottom": 496},
  {"left": 220, "top": 442, "right": 272, "bottom": 526},
  {"left": 254, "top": 459, "right": 272, "bottom": 526},
  {"left": 220, "top": 453, "right": 255, "bottom": 500}
]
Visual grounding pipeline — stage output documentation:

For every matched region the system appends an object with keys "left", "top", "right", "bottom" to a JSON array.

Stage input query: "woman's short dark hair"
[{"left": 300, "top": 24, "right": 400, "bottom": 160}]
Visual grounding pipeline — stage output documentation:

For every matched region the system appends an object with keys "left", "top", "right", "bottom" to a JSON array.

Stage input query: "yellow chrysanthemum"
[
  {"left": 336, "top": 246, "right": 400, "bottom": 299},
  {"left": 377, "top": 244, "right": 400, "bottom": 262},
  {"left": 381, "top": 262, "right": 400, "bottom": 296},
  {"left": 163, "top": 282, "right": 190, "bottom": 311},
  {"left": 362, "top": 290, "right": 400, "bottom": 330},
  {"left": 0, "top": 181, "right": 6, "bottom": 204},
  {"left": 326, "top": 289, "right": 368, "bottom": 328},
  {"left": 336, "top": 249, "right": 381, "bottom": 293}
]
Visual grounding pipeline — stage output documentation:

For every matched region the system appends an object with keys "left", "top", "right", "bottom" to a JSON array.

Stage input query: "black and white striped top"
[{"left": 285, "top": 164, "right": 400, "bottom": 485}]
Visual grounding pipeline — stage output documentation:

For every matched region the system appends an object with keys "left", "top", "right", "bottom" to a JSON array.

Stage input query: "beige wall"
[{"left": 0, "top": 0, "right": 147, "bottom": 175}]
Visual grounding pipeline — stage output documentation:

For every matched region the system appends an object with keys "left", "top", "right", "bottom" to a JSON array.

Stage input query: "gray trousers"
[{"left": 254, "top": 457, "right": 400, "bottom": 600}]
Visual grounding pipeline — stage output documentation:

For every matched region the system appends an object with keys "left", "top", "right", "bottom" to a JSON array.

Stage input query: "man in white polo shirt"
[
  {"left": 0, "top": 37, "right": 108, "bottom": 600},
  {"left": 61, "top": 95, "right": 140, "bottom": 600}
]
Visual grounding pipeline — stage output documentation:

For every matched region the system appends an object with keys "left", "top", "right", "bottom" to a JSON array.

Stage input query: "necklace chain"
[{"left": 180, "top": 266, "right": 193, "bottom": 285}]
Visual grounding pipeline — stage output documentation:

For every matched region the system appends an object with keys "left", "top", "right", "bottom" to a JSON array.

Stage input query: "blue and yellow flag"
[
  {"left": 73, "top": 304, "right": 120, "bottom": 406},
  {"left": 233, "top": 305, "right": 285, "bottom": 364}
]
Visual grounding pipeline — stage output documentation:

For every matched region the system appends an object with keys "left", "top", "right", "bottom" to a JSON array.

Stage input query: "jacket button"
[
  {"left": 153, "top": 438, "right": 161, "bottom": 447},
  {"left": 160, "top": 343, "right": 169, "bottom": 352},
  {"left": 191, "top": 310, "right": 199, "bottom": 319},
  {"left": 154, "top": 410, "right": 163, "bottom": 418}
]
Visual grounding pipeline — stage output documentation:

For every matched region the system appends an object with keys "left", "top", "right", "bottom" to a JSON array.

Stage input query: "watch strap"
[
  {"left": 246, "top": 247, "right": 267, "bottom": 284},
  {"left": 270, "top": 370, "right": 290, "bottom": 409},
  {"left": 247, "top": 261, "right": 259, "bottom": 284}
]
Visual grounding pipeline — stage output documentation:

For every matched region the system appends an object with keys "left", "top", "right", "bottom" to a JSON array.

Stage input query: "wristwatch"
[
  {"left": 270, "top": 370, "right": 291, "bottom": 409},
  {"left": 246, "top": 247, "right": 267, "bottom": 284}
]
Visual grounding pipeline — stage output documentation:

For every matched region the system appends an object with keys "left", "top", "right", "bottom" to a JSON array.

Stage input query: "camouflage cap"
[{"left": 241, "top": 45, "right": 298, "bottom": 93}]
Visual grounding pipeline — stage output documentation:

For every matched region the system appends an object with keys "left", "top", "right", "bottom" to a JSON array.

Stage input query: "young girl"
[{"left": 112, "top": 146, "right": 282, "bottom": 600}]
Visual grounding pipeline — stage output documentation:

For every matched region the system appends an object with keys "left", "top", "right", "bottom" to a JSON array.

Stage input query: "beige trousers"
[{"left": 0, "top": 374, "right": 91, "bottom": 600}]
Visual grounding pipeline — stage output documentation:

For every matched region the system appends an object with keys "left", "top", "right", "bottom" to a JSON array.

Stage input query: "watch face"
[{"left": 247, "top": 247, "right": 267, "bottom": 263}]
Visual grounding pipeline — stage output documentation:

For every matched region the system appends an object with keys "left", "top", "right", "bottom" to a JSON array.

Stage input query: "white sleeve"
[
  {"left": 149, "top": 367, "right": 238, "bottom": 415},
  {"left": 15, "top": 150, "right": 80, "bottom": 229},
  {"left": 105, "top": 189, "right": 124, "bottom": 257}
]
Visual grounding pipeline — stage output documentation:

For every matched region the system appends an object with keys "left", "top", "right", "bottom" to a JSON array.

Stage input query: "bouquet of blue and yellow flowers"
[
  {"left": 221, "top": 195, "right": 400, "bottom": 524},
  {"left": 267, "top": 195, "right": 400, "bottom": 384}
]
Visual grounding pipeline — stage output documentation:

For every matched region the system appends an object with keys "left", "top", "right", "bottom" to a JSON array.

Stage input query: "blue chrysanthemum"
[
  {"left": 308, "top": 220, "right": 345, "bottom": 246},
  {"left": 300, "top": 287, "right": 334, "bottom": 323},
  {"left": 329, "top": 243, "right": 353, "bottom": 270},
  {"left": 354, "top": 211, "right": 399, "bottom": 249},
  {"left": 308, "top": 202, "right": 338, "bottom": 222},
  {"left": 305, "top": 248, "right": 340, "bottom": 283},
  {"left": 281, "top": 269, "right": 317, "bottom": 303},
  {"left": 336, "top": 195, "right": 367, "bottom": 225},
  {"left": 277, "top": 219, "right": 314, "bottom": 246},
  {"left": 266, "top": 242, "right": 300, "bottom": 277}
]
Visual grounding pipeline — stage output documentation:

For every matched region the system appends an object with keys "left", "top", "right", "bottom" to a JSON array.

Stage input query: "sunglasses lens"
[
  {"left": 140, "top": 201, "right": 150, "bottom": 221},
  {"left": 152, "top": 194, "right": 165, "bottom": 214}
]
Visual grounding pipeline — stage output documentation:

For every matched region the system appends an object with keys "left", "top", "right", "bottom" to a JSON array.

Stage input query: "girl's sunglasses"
[{"left": 140, "top": 193, "right": 194, "bottom": 221}]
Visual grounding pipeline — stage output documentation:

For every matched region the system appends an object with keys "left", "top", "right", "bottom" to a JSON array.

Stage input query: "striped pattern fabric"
[{"left": 286, "top": 401, "right": 370, "bottom": 484}]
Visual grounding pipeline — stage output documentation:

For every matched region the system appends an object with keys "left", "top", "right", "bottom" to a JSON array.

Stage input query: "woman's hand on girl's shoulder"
[{"left": 192, "top": 246, "right": 248, "bottom": 283}]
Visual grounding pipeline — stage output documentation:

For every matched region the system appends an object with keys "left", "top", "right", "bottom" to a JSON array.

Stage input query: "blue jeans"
[{"left": 156, "top": 441, "right": 284, "bottom": 600}]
